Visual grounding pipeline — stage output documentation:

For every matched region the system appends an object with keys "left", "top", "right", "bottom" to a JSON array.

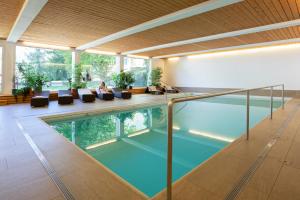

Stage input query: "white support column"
[
  {"left": 116, "top": 54, "right": 125, "bottom": 72},
  {"left": 116, "top": 117, "right": 125, "bottom": 138},
  {"left": 71, "top": 121, "right": 76, "bottom": 144},
  {"left": 72, "top": 50, "right": 81, "bottom": 81},
  {"left": 1, "top": 41, "right": 16, "bottom": 94},
  {"left": 147, "top": 108, "right": 153, "bottom": 129}
]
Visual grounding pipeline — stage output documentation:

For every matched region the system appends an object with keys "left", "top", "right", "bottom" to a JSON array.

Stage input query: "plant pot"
[
  {"left": 71, "top": 89, "right": 79, "bottom": 99},
  {"left": 12, "top": 89, "right": 18, "bottom": 96}
]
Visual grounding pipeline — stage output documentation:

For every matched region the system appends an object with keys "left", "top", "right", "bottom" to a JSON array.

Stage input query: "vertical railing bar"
[
  {"left": 270, "top": 86, "right": 273, "bottom": 119},
  {"left": 167, "top": 102, "right": 174, "bottom": 200},
  {"left": 282, "top": 84, "right": 285, "bottom": 109},
  {"left": 246, "top": 90, "right": 250, "bottom": 140}
]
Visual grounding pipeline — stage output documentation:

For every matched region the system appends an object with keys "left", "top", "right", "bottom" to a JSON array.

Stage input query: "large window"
[
  {"left": 0, "top": 47, "right": 2, "bottom": 93},
  {"left": 124, "top": 57, "right": 150, "bottom": 87},
  {"left": 15, "top": 46, "right": 72, "bottom": 90},
  {"left": 80, "top": 52, "right": 117, "bottom": 89}
]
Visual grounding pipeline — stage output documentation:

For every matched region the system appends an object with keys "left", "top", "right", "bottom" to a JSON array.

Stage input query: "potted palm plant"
[
  {"left": 150, "top": 67, "right": 162, "bottom": 87},
  {"left": 112, "top": 71, "right": 135, "bottom": 90}
]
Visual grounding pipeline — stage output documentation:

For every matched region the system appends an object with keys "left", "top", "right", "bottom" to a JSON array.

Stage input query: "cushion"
[
  {"left": 149, "top": 86, "right": 157, "bottom": 91},
  {"left": 166, "top": 86, "right": 173, "bottom": 90}
]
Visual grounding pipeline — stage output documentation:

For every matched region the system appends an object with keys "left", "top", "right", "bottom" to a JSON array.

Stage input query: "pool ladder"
[{"left": 166, "top": 84, "right": 285, "bottom": 200}]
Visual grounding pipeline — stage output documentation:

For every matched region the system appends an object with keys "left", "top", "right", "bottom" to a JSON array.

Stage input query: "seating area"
[{"left": 1, "top": 1, "right": 300, "bottom": 200}]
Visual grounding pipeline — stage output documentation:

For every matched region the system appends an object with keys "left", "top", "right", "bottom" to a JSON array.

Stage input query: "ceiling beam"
[
  {"left": 152, "top": 38, "right": 300, "bottom": 59},
  {"left": 123, "top": 19, "right": 300, "bottom": 55},
  {"left": 76, "top": 0, "right": 243, "bottom": 50},
  {"left": 7, "top": 0, "right": 48, "bottom": 43}
]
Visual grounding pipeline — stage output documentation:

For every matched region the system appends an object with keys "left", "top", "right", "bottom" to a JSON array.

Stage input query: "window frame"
[
  {"left": 123, "top": 56, "right": 150, "bottom": 87},
  {"left": 79, "top": 51, "right": 118, "bottom": 89},
  {"left": 15, "top": 45, "right": 73, "bottom": 91}
]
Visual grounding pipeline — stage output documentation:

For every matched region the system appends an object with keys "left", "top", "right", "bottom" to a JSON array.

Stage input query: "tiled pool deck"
[{"left": 0, "top": 94, "right": 299, "bottom": 200}]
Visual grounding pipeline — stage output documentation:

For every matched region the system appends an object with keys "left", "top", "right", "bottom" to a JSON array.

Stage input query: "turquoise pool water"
[{"left": 48, "top": 95, "right": 283, "bottom": 197}]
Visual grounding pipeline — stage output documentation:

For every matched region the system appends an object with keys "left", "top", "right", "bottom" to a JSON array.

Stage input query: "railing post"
[
  {"left": 246, "top": 90, "right": 250, "bottom": 140},
  {"left": 282, "top": 84, "right": 285, "bottom": 109},
  {"left": 270, "top": 86, "right": 273, "bottom": 119},
  {"left": 167, "top": 101, "right": 174, "bottom": 200}
]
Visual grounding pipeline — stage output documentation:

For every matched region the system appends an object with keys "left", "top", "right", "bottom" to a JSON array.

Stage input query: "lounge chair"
[
  {"left": 112, "top": 88, "right": 132, "bottom": 99},
  {"left": 147, "top": 86, "right": 164, "bottom": 95},
  {"left": 58, "top": 90, "right": 74, "bottom": 105},
  {"left": 164, "top": 86, "right": 178, "bottom": 93},
  {"left": 78, "top": 89, "right": 95, "bottom": 102},
  {"left": 31, "top": 91, "right": 50, "bottom": 107},
  {"left": 96, "top": 88, "right": 114, "bottom": 100}
]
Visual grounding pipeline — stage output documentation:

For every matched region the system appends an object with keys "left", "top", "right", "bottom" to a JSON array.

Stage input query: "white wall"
[{"left": 164, "top": 45, "right": 300, "bottom": 90}]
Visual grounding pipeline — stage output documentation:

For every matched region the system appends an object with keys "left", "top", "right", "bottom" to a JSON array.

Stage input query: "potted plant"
[
  {"left": 32, "top": 73, "right": 48, "bottom": 93},
  {"left": 17, "top": 64, "right": 48, "bottom": 94},
  {"left": 71, "top": 64, "right": 87, "bottom": 98},
  {"left": 150, "top": 67, "right": 162, "bottom": 87},
  {"left": 112, "top": 71, "right": 135, "bottom": 90}
]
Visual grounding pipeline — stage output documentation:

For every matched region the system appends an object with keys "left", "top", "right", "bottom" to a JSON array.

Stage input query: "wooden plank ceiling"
[
  {"left": 0, "top": 0, "right": 24, "bottom": 39},
  {"left": 5, "top": 0, "right": 300, "bottom": 57},
  {"left": 19, "top": 0, "right": 206, "bottom": 47},
  {"left": 135, "top": 26, "right": 300, "bottom": 57},
  {"left": 95, "top": 0, "right": 300, "bottom": 55}
]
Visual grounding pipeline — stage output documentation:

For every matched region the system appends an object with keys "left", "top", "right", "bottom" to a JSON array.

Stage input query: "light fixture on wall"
[
  {"left": 167, "top": 57, "right": 180, "bottom": 61},
  {"left": 20, "top": 42, "right": 71, "bottom": 51},
  {"left": 126, "top": 54, "right": 150, "bottom": 59},
  {"left": 85, "top": 49, "right": 117, "bottom": 55},
  {"left": 187, "top": 43, "right": 300, "bottom": 59}
]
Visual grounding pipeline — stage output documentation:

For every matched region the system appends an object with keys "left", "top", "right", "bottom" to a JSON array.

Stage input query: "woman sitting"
[
  {"left": 99, "top": 81, "right": 109, "bottom": 93},
  {"left": 96, "top": 81, "right": 114, "bottom": 100}
]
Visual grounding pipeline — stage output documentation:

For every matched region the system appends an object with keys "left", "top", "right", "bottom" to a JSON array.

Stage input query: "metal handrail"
[{"left": 166, "top": 84, "right": 285, "bottom": 200}]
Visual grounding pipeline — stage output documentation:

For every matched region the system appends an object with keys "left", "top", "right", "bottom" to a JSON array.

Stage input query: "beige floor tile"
[
  {"left": 236, "top": 186, "right": 269, "bottom": 200},
  {"left": 267, "top": 139, "right": 292, "bottom": 161},
  {"left": 225, "top": 139, "right": 267, "bottom": 161},
  {"left": 0, "top": 158, "right": 8, "bottom": 172},
  {"left": 173, "top": 180, "right": 220, "bottom": 200},
  {"left": 0, "top": 161, "right": 48, "bottom": 193},
  {"left": 268, "top": 165, "right": 300, "bottom": 200},
  {"left": 246, "top": 157, "right": 283, "bottom": 195},
  {"left": 185, "top": 154, "right": 251, "bottom": 198},
  {"left": 0, "top": 176, "right": 61, "bottom": 200},
  {"left": 50, "top": 196, "right": 65, "bottom": 200},
  {"left": 285, "top": 141, "right": 300, "bottom": 169},
  {"left": 61, "top": 171, "right": 146, "bottom": 200},
  {"left": 152, "top": 180, "right": 220, "bottom": 200},
  {"left": 5, "top": 148, "right": 40, "bottom": 170}
]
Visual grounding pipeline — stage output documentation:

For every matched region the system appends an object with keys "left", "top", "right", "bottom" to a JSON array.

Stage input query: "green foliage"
[
  {"left": 130, "top": 67, "right": 148, "bottom": 87},
  {"left": 80, "top": 52, "right": 115, "bottom": 84},
  {"left": 50, "top": 114, "right": 117, "bottom": 149},
  {"left": 112, "top": 71, "right": 135, "bottom": 89},
  {"left": 12, "top": 88, "right": 23, "bottom": 96},
  {"left": 16, "top": 47, "right": 72, "bottom": 87},
  {"left": 150, "top": 67, "right": 162, "bottom": 87},
  {"left": 72, "top": 64, "right": 87, "bottom": 89},
  {"left": 17, "top": 63, "right": 48, "bottom": 93}
]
